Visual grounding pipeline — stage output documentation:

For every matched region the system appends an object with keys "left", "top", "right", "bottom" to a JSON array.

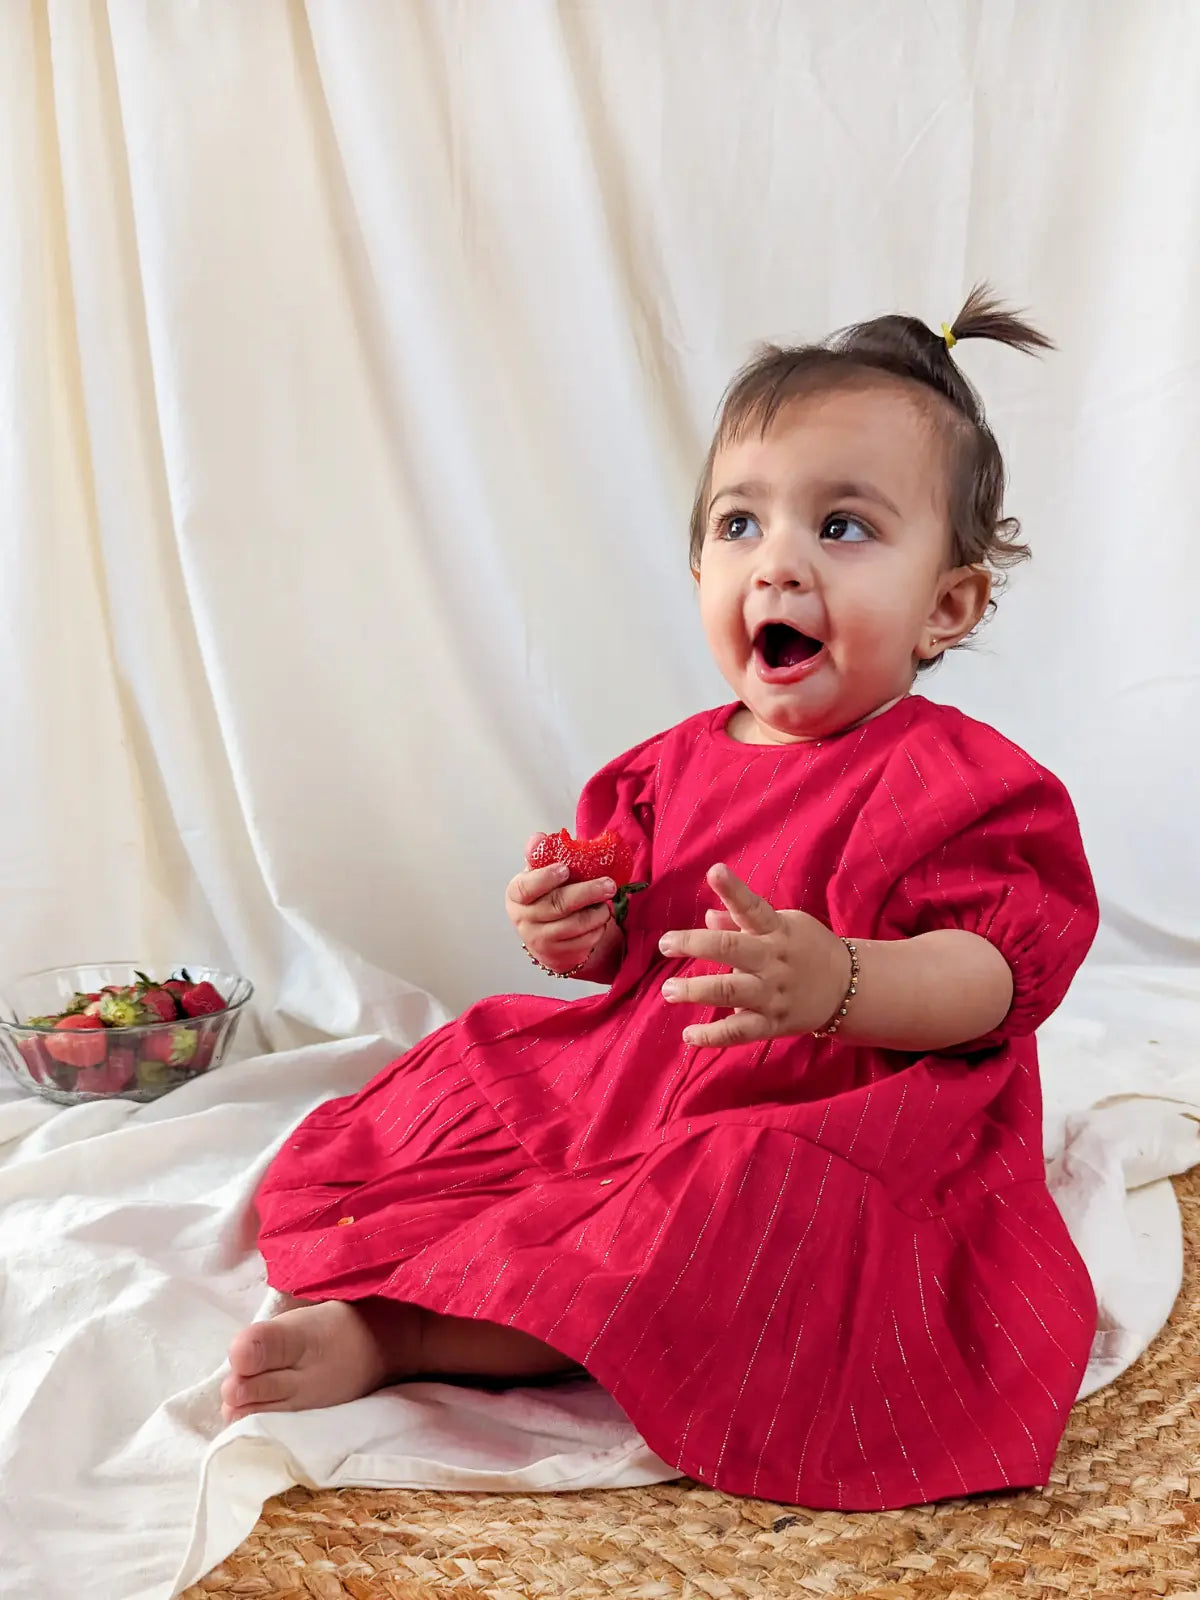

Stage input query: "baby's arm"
[{"left": 826, "top": 928, "right": 1012, "bottom": 1051}]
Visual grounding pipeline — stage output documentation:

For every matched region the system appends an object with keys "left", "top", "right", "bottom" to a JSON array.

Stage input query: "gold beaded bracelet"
[
  {"left": 811, "top": 938, "right": 859, "bottom": 1038},
  {"left": 522, "top": 943, "right": 593, "bottom": 979}
]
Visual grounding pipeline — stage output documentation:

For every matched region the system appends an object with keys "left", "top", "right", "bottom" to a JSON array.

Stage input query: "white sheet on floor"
[{"left": 0, "top": 972, "right": 1194, "bottom": 1600}]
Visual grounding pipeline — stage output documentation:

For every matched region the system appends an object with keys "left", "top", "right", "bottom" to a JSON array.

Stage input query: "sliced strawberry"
[
  {"left": 179, "top": 981, "right": 225, "bottom": 1018},
  {"left": 45, "top": 1014, "right": 108, "bottom": 1069}
]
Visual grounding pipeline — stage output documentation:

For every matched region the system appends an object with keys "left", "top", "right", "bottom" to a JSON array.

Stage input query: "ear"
[{"left": 917, "top": 565, "right": 991, "bottom": 662}]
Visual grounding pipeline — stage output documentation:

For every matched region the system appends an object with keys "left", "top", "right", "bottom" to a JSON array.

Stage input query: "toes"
[
  {"left": 221, "top": 1366, "right": 300, "bottom": 1414},
  {"left": 221, "top": 1396, "right": 296, "bottom": 1424},
  {"left": 227, "top": 1317, "right": 308, "bottom": 1379}
]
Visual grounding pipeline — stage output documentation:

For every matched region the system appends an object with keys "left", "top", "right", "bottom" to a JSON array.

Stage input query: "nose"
[{"left": 752, "top": 529, "right": 814, "bottom": 592}]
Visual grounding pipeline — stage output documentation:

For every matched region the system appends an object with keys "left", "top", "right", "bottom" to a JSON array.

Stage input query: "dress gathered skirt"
[{"left": 257, "top": 696, "right": 1099, "bottom": 1509}]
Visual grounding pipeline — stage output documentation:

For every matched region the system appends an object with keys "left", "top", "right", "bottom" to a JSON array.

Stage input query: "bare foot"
[{"left": 221, "top": 1299, "right": 422, "bottom": 1422}]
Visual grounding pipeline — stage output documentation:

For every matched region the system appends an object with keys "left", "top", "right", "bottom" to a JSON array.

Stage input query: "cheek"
[
  {"left": 835, "top": 572, "right": 932, "bottom": 649},
  {"left": 696, "top": 566, "right": 740, "bottom": 633}
]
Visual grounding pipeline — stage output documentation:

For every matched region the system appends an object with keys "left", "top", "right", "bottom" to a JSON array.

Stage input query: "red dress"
[{"left": 257, "top": 696, "right": 1099, "bottom": 1510}]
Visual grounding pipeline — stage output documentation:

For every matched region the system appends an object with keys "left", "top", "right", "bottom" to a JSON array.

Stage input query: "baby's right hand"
[{"left": 506, "top": 835, "right": 616, "bottom": 973}]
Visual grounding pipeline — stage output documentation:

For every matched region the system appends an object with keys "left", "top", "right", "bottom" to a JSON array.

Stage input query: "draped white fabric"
[{"left": 2, "top": 0, "right": 1198, "bottom": 1038}]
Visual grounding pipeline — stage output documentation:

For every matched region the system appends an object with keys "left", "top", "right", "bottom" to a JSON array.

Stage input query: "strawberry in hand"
[{"left": 527, "top": 830, "right": 647, "bottom": 926}]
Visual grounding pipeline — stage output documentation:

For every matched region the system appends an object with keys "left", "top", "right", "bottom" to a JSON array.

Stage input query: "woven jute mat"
[{"left": 184, "top": 1170, "right": 1200, "bottom": 1599}]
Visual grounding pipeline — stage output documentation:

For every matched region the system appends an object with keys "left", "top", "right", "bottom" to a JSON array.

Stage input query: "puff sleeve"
[
  {"left": 866, "top": 722, "right": 1099, "bottom": 1047},
  {"left": 573, "top": 729, "right": 663, "bottom": 886}
]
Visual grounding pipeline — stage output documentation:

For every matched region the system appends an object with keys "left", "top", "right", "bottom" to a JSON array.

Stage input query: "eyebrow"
[
  {"left": 820, "top": 479, "right": 903, "bottom": 518},
  {"left": 707, "top": 480, "right": 770, "bottom": 513},
  {"left": 707, "top": 477, "right": 903, "bottom": 519}
]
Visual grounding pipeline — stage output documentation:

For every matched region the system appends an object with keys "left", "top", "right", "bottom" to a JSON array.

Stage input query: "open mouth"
[{"left": 753, "top": 621, "right": 824, "bottom": 679}]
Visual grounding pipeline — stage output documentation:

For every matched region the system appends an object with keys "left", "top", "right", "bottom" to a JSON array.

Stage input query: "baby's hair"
[{"left": 689, "top": 287, "right": 1054, "bottom": 627}]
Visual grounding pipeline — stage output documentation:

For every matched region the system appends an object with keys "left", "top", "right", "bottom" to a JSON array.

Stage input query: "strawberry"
[
  {"left": 76, "top": 1047, "right": 136, "bottom": 1094},
  {"left": 17, "top": 1036, "right": 55, "bottom": 1085},
  {"left": 179, "top": 981, "right": 225, "bottom": 1018},
  {"left": 45, "top": 1014, "right": 108, "bottom": 1069},
  {"left": 108, "top": 1045, "right": 137, "bottom": 1087},
  {"left": 528, "top": 829, "right": 648, "bottom": 926},
  {"left": 136, "top": 1058, "right": 186, "bottom": 1092},
  {"left": 98, "top": 989, "right": 152, "bottom": 1028},
  {"left": 138, "top": 986, "right": 180, "bottom": 1024},
  {"left": 529, "top": 829, "right": 636, "bottom": 886},
  {"left": 139, "top": 1024, "right": 199, "bottom": 1067},
  {"left": 62, "top": 990, "right": 101, "bottom": 1017}
]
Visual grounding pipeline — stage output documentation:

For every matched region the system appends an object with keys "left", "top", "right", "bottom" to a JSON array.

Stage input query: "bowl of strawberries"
[{"left": 0, "top": 964, "right": 253, "bottom": 1105}]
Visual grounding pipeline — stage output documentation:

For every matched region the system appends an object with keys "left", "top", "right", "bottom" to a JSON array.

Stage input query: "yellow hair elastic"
[{"left": 941, "top": 322, "right": 957, "bottom": 350}]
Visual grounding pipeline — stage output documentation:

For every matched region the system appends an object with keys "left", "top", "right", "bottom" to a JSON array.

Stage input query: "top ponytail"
[
  {"left": 822, "top": 284, "right": 1053, "bottom": 432},
  {"left": 944, "top": 283, "right": 1055, "bottom": 356}
]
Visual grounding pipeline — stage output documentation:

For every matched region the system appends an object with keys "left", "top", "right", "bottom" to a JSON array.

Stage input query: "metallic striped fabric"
[{"left": 257, "top": 697, "right": 1099, "bottom": 1510}]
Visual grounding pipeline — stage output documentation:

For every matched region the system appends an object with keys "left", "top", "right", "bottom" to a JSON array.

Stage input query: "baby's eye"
[
  {"left": 820, "top": 515, "right": 873, "bottom": 543},
  {"left": 723, "top": 514, "right": 761, "bottom": 541}
]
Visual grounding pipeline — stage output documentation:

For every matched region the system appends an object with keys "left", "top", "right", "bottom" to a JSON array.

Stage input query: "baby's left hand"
[{"left": 658, "top": 864, "right": 849, "bottom": 1047}]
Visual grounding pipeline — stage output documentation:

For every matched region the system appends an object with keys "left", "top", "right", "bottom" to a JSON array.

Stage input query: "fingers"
[
  {"left": 707, "top": 863, "right": 780, "bottom": 935},
  {"left": 661, "top": 972, "right": 760, "bottom": 1011},
  {"left": 705, "top": 908, "right": 738, "bottom": 931},
  {"left": 526, "top": 910, "right": 612, "bottom": 972},
  {"left": 522, "top": 877, "right": 617, "bottom": 924},
  {"left": 508, "top": 861, "right": 616, "bottom": 912},
  {"left": 508, "top": 860, "right": 570, "bottom": 908},
  {"left": 681, "top": 1011, "right": 774, "bottom": 1048},
  {"left": 538, "top": 903, "right": 613, "bottom": 943},
  {"left": 657, "top": 927, "right": 767, "bottom": 972}
]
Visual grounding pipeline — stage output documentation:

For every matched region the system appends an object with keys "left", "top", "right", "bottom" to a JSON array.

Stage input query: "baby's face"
[{"left": 696, "top": 381, "right": 985, "bottom": 743}]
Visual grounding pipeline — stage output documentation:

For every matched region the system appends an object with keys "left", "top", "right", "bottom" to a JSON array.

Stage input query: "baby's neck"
[{"left": 728, "top": 693, "right": 909, "bottom": 745}]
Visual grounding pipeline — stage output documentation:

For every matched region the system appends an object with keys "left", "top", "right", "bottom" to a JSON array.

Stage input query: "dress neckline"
[{"left": 710, "top": 694, "right": 924, "bottom": 752}]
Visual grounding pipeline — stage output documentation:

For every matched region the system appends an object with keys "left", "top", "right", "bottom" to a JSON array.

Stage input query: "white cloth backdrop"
[{"left": 3, "top": 0, "right": 1198, "bottom": 1030}]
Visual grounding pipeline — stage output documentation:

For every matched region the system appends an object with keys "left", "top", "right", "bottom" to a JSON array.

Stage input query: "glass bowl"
[{"left": 0, "top": 963, "right": 253, "bottom": 1105}]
